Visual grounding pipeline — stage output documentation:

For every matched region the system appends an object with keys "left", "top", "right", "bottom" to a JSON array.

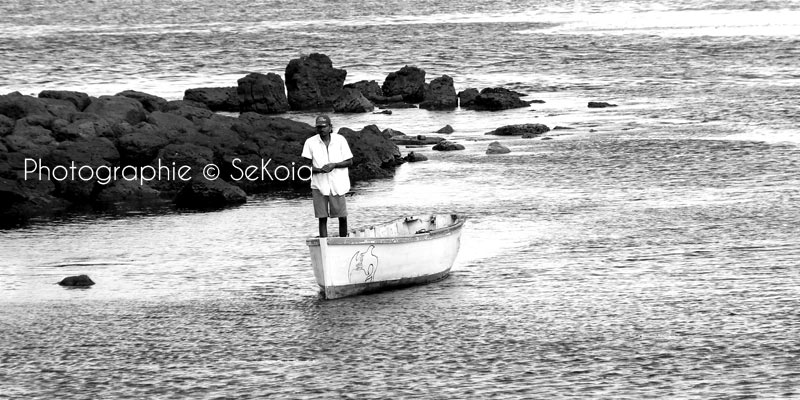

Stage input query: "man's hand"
[{"left": 321, "top": 163, "right": 335, "bottom": 173}]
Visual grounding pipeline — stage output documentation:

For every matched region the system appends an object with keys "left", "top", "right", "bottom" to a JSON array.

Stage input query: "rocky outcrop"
[
  {"left": 58, "top": 275, "right": 95, "bottom": 287},
  {"left": 382, "top": 66, "right": 427, "bottom": 103},
  {"left": 432, "top": 140, "right": 465, "bottom": 151},
  {"left": 588, "top": 101, "right": 618, "bottom": 108},
  {"left": 469, "top": 88, "right": 530, "bottom": 111},
  {"left": 237, "top": 72, "right": 289, "bottom": 114},
  {"left": 1, "top": 91, "right": 405, "bottom": 227},
  {"left": 486, "top": 141, "right": 511, "bottom": 154},
  {"left": 458, "top": 88, "right": 479, "bottom": 109},
  {"left": 116, "top": 90, "right": 167, "bottom": 113},
  {"left": 38, "top": 91, "right": 92, "bottom": 111},
  {"left": 285, "top": 53, "right": 347, "bottom": 111},
  {"left": 333, "top": 88, "right": 374, "bottom": 113},
  {"left": 183, "top": 87, "right": 240, "bottom": 112},
  {"left": 485, "top": 123, "right": 550, "bottom": 138},
  {"left": 436, "top": 125, "right": 454, "bottom": 134},
  {"left": 419, "top": 75, "right": 457, "bottom": 110}
]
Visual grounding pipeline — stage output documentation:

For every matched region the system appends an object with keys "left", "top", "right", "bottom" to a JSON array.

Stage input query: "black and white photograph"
[{"left": 1, "top": 0, "right": 798, "bottom": 398}]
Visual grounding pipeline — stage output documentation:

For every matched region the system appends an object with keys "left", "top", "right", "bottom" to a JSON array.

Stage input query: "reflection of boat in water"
[{"left": 306, "top": 214, "right": 466, "bottom": 299}]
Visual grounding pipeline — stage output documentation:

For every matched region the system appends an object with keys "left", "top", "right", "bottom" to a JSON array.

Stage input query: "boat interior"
[{"left": 349, "top": 214, "right": 459, "bottom": 238}]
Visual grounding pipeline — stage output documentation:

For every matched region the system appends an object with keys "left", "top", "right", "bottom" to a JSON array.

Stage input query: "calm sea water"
[{"left": 2, "top": 0, "right": 800, "bottom": 398}]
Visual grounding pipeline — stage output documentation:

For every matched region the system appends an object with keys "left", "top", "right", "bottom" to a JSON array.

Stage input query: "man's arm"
[
  {"left": 301, "top": 156, "right": 327, "bottom": 174},
  {"left": 322, "top": 158, "right": 352, "bottom": 173}
]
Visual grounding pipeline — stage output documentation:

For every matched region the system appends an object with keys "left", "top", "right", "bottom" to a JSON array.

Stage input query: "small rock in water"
[
  {"left": 404, "top": 151, "right": 428, "bottom": 162},
  {"left": 485, "top": 123, "right": 550, "bottom": 137},
  {"left": 435, "top": 124, "right": 454, "bottom": 134},
  {"left": 486, "top": 141, "right": 511, "bottom": 155},
  {"left": 553, "top": 126, "right": 575, "bottom": 130},
  {"left": 374, "top": 109, "right": 392, "bottom": 115},
  {"left": 432, "top": 140, "right": 465, "bottom": 151},
  {"left": 588, "top": 101, "right": 618, "bottom": 108},
  {"left": 530, "top": 99, "right": 546, "bottom": 103},
  {"left": 59, "top": 275, "right": 95, "bottom": 287}
]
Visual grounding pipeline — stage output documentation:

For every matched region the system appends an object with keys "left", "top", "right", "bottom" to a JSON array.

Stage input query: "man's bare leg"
[{"left": 339, "top": 217, "right": 347, "bottom": 237}]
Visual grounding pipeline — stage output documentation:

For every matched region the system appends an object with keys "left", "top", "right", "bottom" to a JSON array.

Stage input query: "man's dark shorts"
[{"left": 312, "top": 189, "right": 347, "bottom": 218}]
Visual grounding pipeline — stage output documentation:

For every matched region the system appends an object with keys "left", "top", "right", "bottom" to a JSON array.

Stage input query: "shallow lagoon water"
[{"left": 2, "top": 0, "right": 800, "bottom": 397}]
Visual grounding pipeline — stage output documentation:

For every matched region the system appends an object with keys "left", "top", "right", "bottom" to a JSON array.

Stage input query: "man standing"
[{"left": 302, "top": 115, "right": 354, "bottom": 238}]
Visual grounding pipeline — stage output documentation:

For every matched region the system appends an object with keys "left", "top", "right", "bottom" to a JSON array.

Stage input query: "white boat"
[{"left": 306, "top": 214, "right": 466, "bottom": 299}]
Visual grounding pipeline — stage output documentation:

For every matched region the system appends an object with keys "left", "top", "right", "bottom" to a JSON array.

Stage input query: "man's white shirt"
[{"left": 301, "top": 133, "right": 353, "bottom": 196}]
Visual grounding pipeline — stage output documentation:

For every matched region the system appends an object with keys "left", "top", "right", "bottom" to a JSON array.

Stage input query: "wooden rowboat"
[{"left": 306, "top": 214, "right": 466, "bottom": 299}]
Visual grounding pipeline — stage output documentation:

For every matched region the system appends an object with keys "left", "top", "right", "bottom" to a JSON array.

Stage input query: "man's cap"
[{"left": 315, "top": 115, "right": 331, "bottom": 127}]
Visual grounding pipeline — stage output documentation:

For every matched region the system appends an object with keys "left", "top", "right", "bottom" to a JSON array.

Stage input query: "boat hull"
[{"left": 307, "top": 215, "right": 464, "bottom": 299}]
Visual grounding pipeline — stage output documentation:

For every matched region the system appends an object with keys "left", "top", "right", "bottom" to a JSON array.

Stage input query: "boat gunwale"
[{"left": 306, "top": 214, "right": 466, "bottom": 246}]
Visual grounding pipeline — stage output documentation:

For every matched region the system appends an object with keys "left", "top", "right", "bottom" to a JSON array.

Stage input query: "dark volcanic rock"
[
  {"left": 84, "top": 96, "right": 147, "bottom": 125},
  {"left": 116, "top": 90, "right": 168, "bottom": 113},
  {"left": 285, "top": 53, "right": 347, "bottom": 111},
  {"left": 436, "top": 125, "right": 454, "bottom": 134},
  {"left": 163, "top": 100, "right": 213, "bottom": 122},
  {"left": 404, "top": 151, "right": 428, "bottom": 162},
  {"left": 184, "top": 87, "right": 240, "bottom": 112},
  {"left": 382, "top": 66, "right": 427, "bottom": 103},
  {"left": 486, "top": 141, "right": 511, "bottom": 154},
  {"left": 58, "top": 274, "right": 95, "bottom": 287},
  {"left": 333, "top": 88, "right": 374, "bottom": 113},
  {"left": 174, "top": 177, "right": 246, "bottom": 209},
  {"left": 38, "top": 90, "right": 91, "bottom": 111},
  {"left": 54, "top": 114, "right": 115, "bottom": 141},
  {"left": 458, "top": 88, "right": 479, "bottom": 108},
  {"left": 381, "top": 128, "right": 406, "bottom": 138},
  {"left": 337, "top": 125, "right": 403, "bottom": 181},
  {"left": 116, "top": 123, "right": 169, "bottom": 166},
  {"left": 0, "top": 93, "right": 50, "bottom": 120},
  {"left": 96, "top": 179, "right": 161, "bottom": 203},
  {"left": 147, "top": 111, "right": 198, "bottom": 141},
  {"left": 485, "top": 123, "right": 550, "bottom": 138},
  {"left": 344, "top": 80, "right": 384, "bottom": 103},
  {"left": 237, "top": 72, "right": 289, "bottom": 114},
  {"left": 432, "top": 140, "right": 465, "bottom": 151},
  {"left": 39, "top": 98, "right": 79, "bottom": 121},
  {"left": 43, "top": 137, "right": 120, "bottom": 202},
  {"left": 470, "top": 88, "right": 530, "bottom": 111},
  {"left": 419, "top": 75, "right": 457, "bottom": 110},
  {"left": 0, "top": 114, "right": 14, "bottom": 136},
  {"left": 588, "top": 101, "right": 618, "bottom": 108},
  {"left": 1, "top": 88, "right": 412, "bottom": 225}
]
